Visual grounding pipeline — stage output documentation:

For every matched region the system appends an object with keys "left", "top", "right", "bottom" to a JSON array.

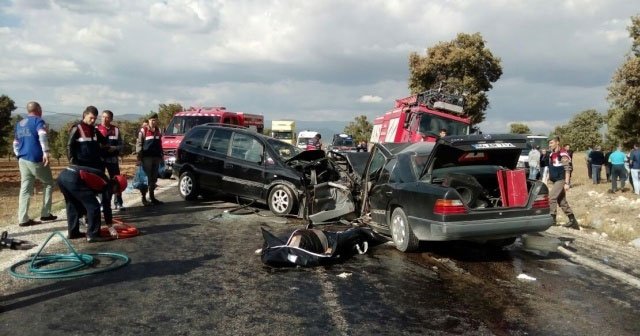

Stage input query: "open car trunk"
[{"left": 423, "top": 134, "right": 535, "bottom": 209}]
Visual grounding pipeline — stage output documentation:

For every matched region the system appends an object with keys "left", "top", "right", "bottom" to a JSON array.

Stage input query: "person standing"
[
  {"left": 540, "top": 148, "right": 549, "bottom": 183},
  {"left": 629, "top": 143, "right": 640, "bottom": 195},
  {"left": 608, "top": 145, "right": 627, "bottom": 193},
  {"left": 307, "top": 133, "right": 322, "bottom": 150},
  {"left": 604, "top": 148, "right": 613, "bottom": 182},
  {"left": 13, "top": 101, "right": 57, "bottom": 227},
  {"left": 563, "top": 144, "right": 574, "bottom": 185},
  {"left": 585, "top": 146, "right": 593, "bottom": 182},
  {"left": 588, "top": 146, "right": 605, "bottom": 184},
  {"left": 548, "top": 137, "right": 579, "bottom": 229},
  {"left": 528, "top": 145, "right": 541, "bottom": 180},
  {"left": 57, "top": 165, "right": 127, "bottom": 242},
  {"left": 136, "top": 113, "right": 163, "bottom": 205},
  {"left": 67, "top": 106, "right": 106, "bottom": 170},
  {"left": 97, "top": 110, "right": 125, "bottom": 211}
]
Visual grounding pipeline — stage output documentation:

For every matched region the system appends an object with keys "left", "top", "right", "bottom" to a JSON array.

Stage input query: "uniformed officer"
[
  {"left": 97, "top": 110, "right": 125, "bottom": 211},
  {"left": 136, "top": 113, "right": 163, "bottom": 205},
  {"left": 67, "top": 106, "right": 107, "bottom": 170},
  {"left": 57, "top": 165, "right": 127, "bottom": 242}
]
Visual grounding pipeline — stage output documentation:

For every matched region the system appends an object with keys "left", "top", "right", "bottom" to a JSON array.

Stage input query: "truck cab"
[
  {"left": 369, "top": 90, "right": 471, "bottom": 145},
  {"left": 270, "top": 120, "right": 296, "bottom": 145}
]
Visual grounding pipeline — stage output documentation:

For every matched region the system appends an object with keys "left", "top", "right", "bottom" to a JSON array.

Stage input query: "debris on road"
[
  {"left": 337, "top": 272, "right": 352, "bottom": 279},
  {"left": 517, "top": 273, "right": 537, "bottom": 281}
]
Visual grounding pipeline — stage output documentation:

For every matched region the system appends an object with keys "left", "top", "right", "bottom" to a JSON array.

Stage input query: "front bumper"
[{"left": 407, "top": 214, "right": 553, "bottom": 241}]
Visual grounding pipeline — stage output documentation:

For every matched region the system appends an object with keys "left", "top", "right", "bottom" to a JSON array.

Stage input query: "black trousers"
[
  {"left": 57, "top": 169, "right": 101, "bottom": 239},
  {"left": 104, "top": 161, "right": 123, "bottom": 206}
]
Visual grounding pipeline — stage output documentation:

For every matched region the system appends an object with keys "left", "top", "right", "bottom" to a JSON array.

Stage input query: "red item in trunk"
[{"left": 497, "top": 169, "right": 527, "bottom": 207}]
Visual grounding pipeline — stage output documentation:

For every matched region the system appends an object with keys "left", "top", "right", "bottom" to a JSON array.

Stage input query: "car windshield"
[
  {"left": 268, "top": 138, "right": 302, "bottom": 160},
  {"left": 272, "top": 131, "right": 293, "bottom": 140},
  {"left": 419, "top": 114, "right": 469, "bottom": 136},
  {"left": 333, "top": 138, "right": 354, "bottom": 147},
  {"left": 165, "top": 116, "right": 221, "bottom": 135}
]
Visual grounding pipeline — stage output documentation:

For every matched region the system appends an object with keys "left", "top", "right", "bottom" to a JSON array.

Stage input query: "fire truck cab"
[
  {"left": 162, "top": 106, "right": 264, "bottom": 177},
  {"left": 369, "top": 90, "right": 471, "bottom": 144}
]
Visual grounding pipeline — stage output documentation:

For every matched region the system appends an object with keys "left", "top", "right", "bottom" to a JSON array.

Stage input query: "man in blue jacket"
[
  {"left": 628, "top": 143, "right": 640, "bottom": 195},
  {"left": 13, "top": 101, "right": 57, "bottom": 227},
  {"left": 608, "top": 145, "right": 627, "bottom": 193}
]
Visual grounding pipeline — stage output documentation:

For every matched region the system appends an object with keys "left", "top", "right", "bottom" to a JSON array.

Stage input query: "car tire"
[
  {"left": 390, "top": 207, "right": 419, "bottom": 252},
  {"left": 179, "top": 171, "right": 199, "bottom": 201},
  {"left": 268, "top": 185, "right": 295, "bottom": 215}
]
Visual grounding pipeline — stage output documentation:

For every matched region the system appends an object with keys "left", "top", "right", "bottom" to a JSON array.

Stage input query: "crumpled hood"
[{"left": 285, "top": 149, "right": 326, "bottom": 163}]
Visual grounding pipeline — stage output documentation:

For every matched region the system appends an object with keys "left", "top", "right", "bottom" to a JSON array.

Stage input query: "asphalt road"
[{"left": 1, "top": 188, "right": 639, "bottom": 335}]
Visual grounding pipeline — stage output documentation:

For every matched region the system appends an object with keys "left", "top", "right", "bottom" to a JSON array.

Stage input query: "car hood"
[
  {"left": 284, "top": 149, "right": 326, "bottom": 163},
  {"left": 420, "top": 134, "right": 528, "bottom": 178}
]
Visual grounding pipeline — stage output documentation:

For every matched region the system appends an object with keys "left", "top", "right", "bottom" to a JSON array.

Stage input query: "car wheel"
[
  {"left": 268, "top": 185, "right": 295, "bottom": 215},
  {"left": 390, "top": 207, "right": 419, "bottom": 252},
  {"left": 179, "top": 171, "right": 199, "bottom": 201}
]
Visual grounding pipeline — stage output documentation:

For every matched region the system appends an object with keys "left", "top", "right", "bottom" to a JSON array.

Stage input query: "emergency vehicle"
[
  {"left": 297, "top": 130, "right": 320, "bottom": 150},
  {"left": 270, "top": 120, "right": 296, "bottom": 145},
  {"left": 369, "top": 90, "right": 471, "bottom": 144},
  {"left": 162, "top": 106, "right": 264, "bottom": 176}
]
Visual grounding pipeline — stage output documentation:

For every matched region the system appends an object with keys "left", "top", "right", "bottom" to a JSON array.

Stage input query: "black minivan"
[{"left": 173, "top": 124, "right": 333, "bottom": 216}]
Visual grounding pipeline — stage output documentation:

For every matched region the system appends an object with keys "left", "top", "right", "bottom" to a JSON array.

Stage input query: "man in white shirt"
[{"left": 528, "top": 145, "right": 541, "bottom": 180}]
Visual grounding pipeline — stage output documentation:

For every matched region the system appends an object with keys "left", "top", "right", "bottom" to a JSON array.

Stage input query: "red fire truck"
[
  {"left": 162, "top": 106, "right": 264, "bottom": 177},
  {"left": 369, "top": 90, "right": 471, "bottom": 144}
]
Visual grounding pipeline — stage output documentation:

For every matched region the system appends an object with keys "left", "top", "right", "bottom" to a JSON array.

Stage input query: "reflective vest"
[
  {"left": 549, "top": 150, "right": 571, "bottom": 182},
  {"left": 97, "top": 124, "right": 120, "bottom": 157},
  {"left": 72, "top": 122, "right": 102, "bottom": 164},
  {"left": 140, "top": 127, "right": 162, "bottom": 157}
]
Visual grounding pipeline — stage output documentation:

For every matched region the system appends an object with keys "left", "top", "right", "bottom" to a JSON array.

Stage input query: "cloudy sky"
[{"left": 0, "top": 0, "right": 636, "bottom": 133}]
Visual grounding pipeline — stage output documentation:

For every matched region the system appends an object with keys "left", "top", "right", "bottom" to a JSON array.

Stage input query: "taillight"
[
  {"left": 433, "top": 199, "right": 467, "bottom": 215},
  {"left": 532, "top": 194, "right": 549, "bottom": 209}
]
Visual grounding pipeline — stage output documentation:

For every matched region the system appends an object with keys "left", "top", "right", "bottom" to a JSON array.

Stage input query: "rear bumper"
[{"left": 408, "top": 214, "right": 553, "bottom": 241}]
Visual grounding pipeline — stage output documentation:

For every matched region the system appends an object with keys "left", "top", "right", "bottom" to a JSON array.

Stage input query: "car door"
[
  {"left": 200, "top": 128, "right": 232, "bottom": 190},
  {"left": 360, "top": 146, "right": 392, "bottom": 224},
  {"left": 181, "top": 127, "right": 210, "bottom": 175},
  {"left": 223, "top": 132, "right": 267, "bottom": 199}
]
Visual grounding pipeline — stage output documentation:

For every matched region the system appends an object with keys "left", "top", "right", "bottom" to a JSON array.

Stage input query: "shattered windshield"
[
  {"left": 419, "top": 114, "right": 469, "bottom": 136},
  {"left": 268, "top": 138, "right": 302, "bottom": 160},
  {"left": 165, "top": 116, "right": 221, "bottom": 135}
]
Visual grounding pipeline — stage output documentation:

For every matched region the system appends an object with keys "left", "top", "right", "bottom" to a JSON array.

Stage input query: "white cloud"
[
  {"left": 359, "top": 95, "right": 383, "bottom": 103},
  {"left": 148, "top": 0, "right": 221, "bottom": 32},
  {"left": 75, "top": 21, "right": 123, "bottom": 51}
]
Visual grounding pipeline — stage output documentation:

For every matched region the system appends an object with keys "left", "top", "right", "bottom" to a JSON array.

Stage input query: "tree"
[
  {"left": 51, "top": 120, "right": 78, "bottom": 163},
  {"left": 0, "top": 94, "right": 17, "bottom": 158},
  {"left": 343, "top": 115, "right": 373, "bottom": 143},
  {"left": 6, "top": 114, "right": 23, "bottom": 160},
  {"left": 154, "top": 103, "right": 183, "bottom": 129},
  {"left": 551, "top": 109, "right": 604, "bottom": 151},
  {"left": 607, "top": 15, "right": 640, "bottom": 147},
  {"left": 408, "top": 32, "right": 503, "bottom": 124},
  {"left": 509, "top": 123, "right": 531, "bottom": 134},
  {"left": 116, "top": 120, "right": 141, "bottom": 156}
]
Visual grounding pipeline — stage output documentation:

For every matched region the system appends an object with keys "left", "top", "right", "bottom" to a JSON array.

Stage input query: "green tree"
[
  {"left": 116, "top": 120, "right": 141, "bottom": 156},
  {"left": 408, "top": 32, "right": 503, "bottom": 124},
  {"left": 607, "top": 15, "right": 640, "bottom": 147},
  {"left": 0, "top": 94, "right": 17, "bottom": 158},
  {"left": 343, "top": 115, "right": 373, "bottom": 143},
  {"left": 6, "top": 114, "right": 23, "bottom": 160},
  {"left": 52, "top": 120, "right": 78, "bottom": 163},
  {"left": 552, "top": 109, "right": 604, "bottom": 151},
  {"left": 509, "top": 123, "right": 531, "bottom": 134}
]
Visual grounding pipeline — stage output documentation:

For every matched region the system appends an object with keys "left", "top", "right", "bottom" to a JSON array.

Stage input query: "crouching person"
[{"left": 57, "top": 166, "right": 127, "bottom": 242}]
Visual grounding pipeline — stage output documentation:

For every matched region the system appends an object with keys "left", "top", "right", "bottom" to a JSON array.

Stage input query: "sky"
[{"left": 0, "top": 0, "right": 637, "bottom": 133}]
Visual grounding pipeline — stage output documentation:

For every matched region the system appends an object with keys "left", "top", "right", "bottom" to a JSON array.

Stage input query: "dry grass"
[
  {"left": 562, "top": 152, "right": 640, "bottom": 242},
  {"left": 0, "top": 157, "right": 138, "bottom": 231}
]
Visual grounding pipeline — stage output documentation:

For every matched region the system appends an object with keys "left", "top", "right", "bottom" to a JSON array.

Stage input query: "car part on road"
[
  {"left": 260, "top": 226, "right": 385, "bottom": 267},
  {"left": 9, "top": 231, "right": 130, "bottom": 279},
  {"left": 1, "top": 231, "right": 36, "bottom": 250}
]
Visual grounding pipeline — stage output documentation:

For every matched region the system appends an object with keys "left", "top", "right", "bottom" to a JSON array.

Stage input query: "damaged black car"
[
  {"left": 173, "top": 124, "right": 360, "bottom": 218},
  {"left": 357, "top": 134, "right": 553, "bottom": 252}
]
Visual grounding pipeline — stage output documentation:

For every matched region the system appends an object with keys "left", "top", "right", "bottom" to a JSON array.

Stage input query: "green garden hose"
[{"left": 9, "top": 231, "right": 130, "bottom": 279}]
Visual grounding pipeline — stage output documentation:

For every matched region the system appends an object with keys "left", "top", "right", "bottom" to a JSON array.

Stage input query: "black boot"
[
  {"left": 563, "top": 214, "right": 579, "bottom": 230},
  {"left": 141, "top": 191, "right": 150, "bottom": 206},
  {"left": 149, "top": 189, "right": 163, "bottom": 205}
]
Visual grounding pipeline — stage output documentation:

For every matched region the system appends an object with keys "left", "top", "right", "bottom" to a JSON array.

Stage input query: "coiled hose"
[{"left": 9, "top": 231, "right": 130, "bottom": 280}]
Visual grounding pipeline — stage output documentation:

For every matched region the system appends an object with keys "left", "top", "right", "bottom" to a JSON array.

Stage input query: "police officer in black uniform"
[
  {"left": 136, "top": 113, "right": 163, "bottom": 205},
  {"left": 57, "top": 165, "right": 127, "bottom": 242},
  {"left": 67, "top": 106, "right": 107, "bottom": 171}
]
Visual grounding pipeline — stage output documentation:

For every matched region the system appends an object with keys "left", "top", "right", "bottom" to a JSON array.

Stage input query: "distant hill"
[{"left": 11, "top": 111, "right": 349, "bottom": 136}]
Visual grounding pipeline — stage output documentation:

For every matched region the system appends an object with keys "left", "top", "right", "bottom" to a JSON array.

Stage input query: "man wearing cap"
[
  {"left": 136, "top": 113, "right": 164, "bottom": 205},
  {"left": 57, "top": 165, "right": 127, "bottom": 242}
]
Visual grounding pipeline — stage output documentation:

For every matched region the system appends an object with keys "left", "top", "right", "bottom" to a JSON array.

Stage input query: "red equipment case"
[{"left": 497, "top": 169, "right": 528, "bottom": 207}]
